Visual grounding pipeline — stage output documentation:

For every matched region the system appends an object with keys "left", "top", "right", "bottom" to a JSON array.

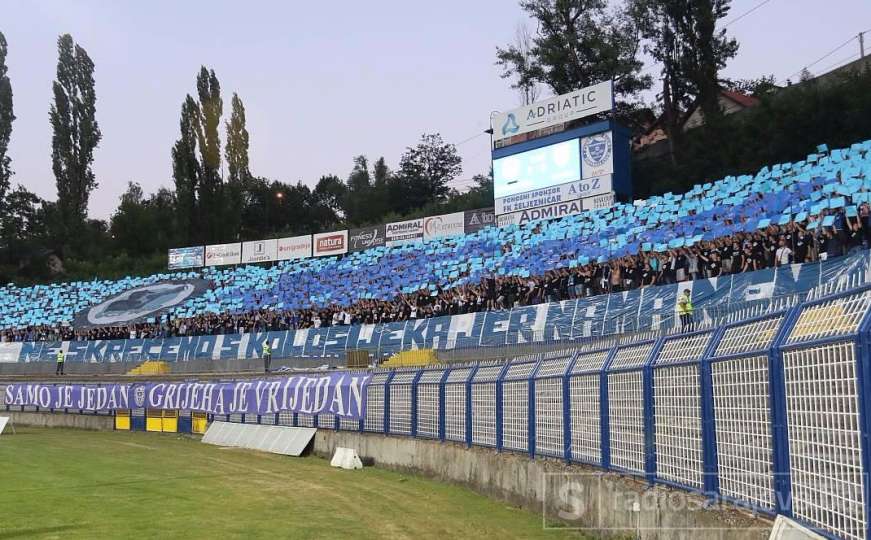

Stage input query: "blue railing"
[{"left": 252, "top": 285, "right": 871, "bottom": 540}]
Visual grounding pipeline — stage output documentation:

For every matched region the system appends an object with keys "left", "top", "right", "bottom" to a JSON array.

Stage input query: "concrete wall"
[
  {"left": 3, "top": 410, "right": 115, "bottom": 431},
  {"left": 313, "top": 431, "right": 771, "bottom": 539}
]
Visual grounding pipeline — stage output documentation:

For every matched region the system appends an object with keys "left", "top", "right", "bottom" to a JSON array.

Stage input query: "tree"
[
  {"left": 631, "top": 0, "right": 739, "bottom": 157},
  {"left": 0, "top": 185, "right": 43, "bottom": 249},
  {"left": 342, "top": 155, "right": 373, "bottom": 226},
  {"left": 394, "top": 133, "right": 462, "bottom": 212},
  {"left": 110, "top": 182, "right": 179, "bottom": 257},
  {"left": 171, "top": 95, "right": 201, "bottom": 244},
  {"left": 723, "top": 75, "right": 778, "bottom": 98},
  {"left": 49, "top": 34, "right": 101, "bottom": 252},
  {"left": 194, "top": 67, "right": 223, "bottom": 242},
  {"left": 224, "top": 92, "right": 250, "bottom": 238},
  {"left": 499, "top": 23, "right": 541, "bottom": 105},
  {"left": 311, "top": 174, "right": 346, "bottom": 230},
  {"left": 496, "top": 0, "right": 651, "bottom": 101},
  {"left": 0, "top": 31, "right": 13, "bottom": 215}
]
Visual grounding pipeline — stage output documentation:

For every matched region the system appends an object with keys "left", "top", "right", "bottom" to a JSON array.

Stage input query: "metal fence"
[
  {"left": 7, "top": 286, "right": 871, "bottom": 539},
  {"left": 264, "top": 285, "right": 871, "bottom": 540}
]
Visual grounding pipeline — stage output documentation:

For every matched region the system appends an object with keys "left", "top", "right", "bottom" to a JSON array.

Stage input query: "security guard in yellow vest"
[
  {"left": 263, "top": 342, "right": 272, "bottom": 373},
  {"left": 678, "top": 289, "right": 694, "bottom": 331},
  {"left": 55, "top": 349, "right": 65, "bottom": 375}
]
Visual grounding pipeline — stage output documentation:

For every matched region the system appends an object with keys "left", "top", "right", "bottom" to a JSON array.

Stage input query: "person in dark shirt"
[{"left": 706, "top": 252, "right": 722, "bottom": 277}]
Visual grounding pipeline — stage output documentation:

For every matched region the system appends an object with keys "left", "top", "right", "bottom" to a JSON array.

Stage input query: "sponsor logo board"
[
  {"left": 495, "top": 174, "right": 612, "bottom": 215},
  {"left": 313, "top": 230, "right": 348, "bottom": 256},
  {"left": 241, "top": 239, "right": 278, "bottom": 264},
  {"left": 423, "top": 212, "right": 465, "bottom": 241},
  {"left": 205, "top": 243, "right": 242, "bottom": 266},
  {"left": 276, "top": 235, "right": 312, "bottom": 260}
]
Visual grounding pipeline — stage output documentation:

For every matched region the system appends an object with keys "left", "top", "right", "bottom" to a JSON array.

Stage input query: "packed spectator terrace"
[{"left": 2, "top": 140, "right": 870, "bottom": 344}]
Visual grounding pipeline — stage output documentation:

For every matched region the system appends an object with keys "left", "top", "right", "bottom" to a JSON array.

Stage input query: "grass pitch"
[{"left": 0, "top": 427, "right": 588, "bottom": 539}]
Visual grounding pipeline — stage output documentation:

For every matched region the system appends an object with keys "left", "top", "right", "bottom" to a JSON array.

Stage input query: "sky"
[{"left": 2, "top": 0, "right": 871, "bottom": 219}]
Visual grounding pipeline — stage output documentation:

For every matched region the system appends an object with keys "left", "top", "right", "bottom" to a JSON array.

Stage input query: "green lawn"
[{"left": 0, "top": 427, "right": 588, "bottom": 539}]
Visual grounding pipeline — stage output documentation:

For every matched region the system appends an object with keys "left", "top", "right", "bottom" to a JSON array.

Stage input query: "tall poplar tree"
[{"left": 49, "top": 34, "right": 101, "bottom": 251}]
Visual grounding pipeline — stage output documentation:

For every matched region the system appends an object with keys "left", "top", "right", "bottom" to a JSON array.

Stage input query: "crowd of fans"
[{"left": 1, "top": 205, "right": 867, "bottom": 344}]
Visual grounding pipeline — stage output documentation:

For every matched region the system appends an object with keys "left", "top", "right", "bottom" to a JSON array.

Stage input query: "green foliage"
[
  {"left": 393, "top": 133, "right": 462, "bottom": 211},
  {"left": 171, "top": 95, "right": 202, "bottom": 245},
  {"left": 633, "top": 70, "right": 871, "bottom": 198},
  {"left": 195, "top": 67, "right": 224, "bottom": 242},
  {"left": 49, "top": 34, "right": 101, "bottom": 253},
  {"left": 496, "top": 0, "right": 651, "bottom": 100},
  {"left": 224, "top": 92, "right": 250, "bottom": 239},
  {"left": 0, "top": 30, "right": 13, "bottom": 210}
]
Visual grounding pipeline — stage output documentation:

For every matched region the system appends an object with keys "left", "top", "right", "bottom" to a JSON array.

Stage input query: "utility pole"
[{"left": 861, "top": 31, "right": 866, "bottom": 59}]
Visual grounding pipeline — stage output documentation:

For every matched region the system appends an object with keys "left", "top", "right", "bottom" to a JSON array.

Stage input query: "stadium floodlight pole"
[{"left": 487, "top": 110, "right": 500, "bottom": 152}]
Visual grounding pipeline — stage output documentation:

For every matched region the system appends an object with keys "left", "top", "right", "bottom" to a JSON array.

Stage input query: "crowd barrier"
[
  {"left": 209, "top": 285, "right": 869, "bottom": 540},
  {"left": 4, "top": 285, "right": 871, "bottom": 539},
  {"left": 2, "top": 250, "right": 870, "bottom": 364}
]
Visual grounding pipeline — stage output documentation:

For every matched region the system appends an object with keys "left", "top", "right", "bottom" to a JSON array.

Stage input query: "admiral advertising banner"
[
  {"left": 492, "top": 80, "right": 613, "bottom": 143},
  {"left": 168, "top": 246, "right": 204, "bottom": 270},
  {"left": 495, "top": 174, "right": 612, "bottom": 215},
  {"left": 242, "top": 239, "right": 278, "bottom": 264},
  {"left": 348, "top": 225, "right": 386, "bottom": 252},
  {"left": 496, "top": 199, "right": 584, "bottom": 227},
  {"left": 464, "top": 208, "right": 495, "bottom": 234},
  {"left": 313, "top": 230, "right": 348, "bottom": 257},
  {"left": 423, "top": 212, "right": 465, "bottom": 241},
  {"left": 3, "top": 372, "right": 372, "bottom": 419},
  {"left": 386, "top": 218, "right": 423, "bottom": 246},
  {"left": 276, "top": 235, "right": 312, "bottom": 260},
  {"left": 581, "top": 131, "right": 614, "bottom": 179},
  {"left": 73, "top": 279, "right": 211, "bottom": 328},
  {"left": 205, "top": 243, "right": 242, "bottom": 266}
]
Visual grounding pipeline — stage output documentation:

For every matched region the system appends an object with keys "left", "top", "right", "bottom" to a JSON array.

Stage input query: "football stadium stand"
[
  {"left": 5, "top": 284, "right": 871, "bottom": 539},
  {"left": 1, "top": 139, "right": 871, "bottom": 364}
]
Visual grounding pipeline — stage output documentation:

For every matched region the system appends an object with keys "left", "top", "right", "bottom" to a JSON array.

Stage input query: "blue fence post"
[
  {"left": 438, "top": 368, "right": 451, "bottom": 442},
  {"left": 383, "top": 370, "right": 396, "bottom": 436},
  {"left": 528, "top": 356, "right": 544, "bottom": 459},
  {"left": 563, "top": 351, "right": 580, "bottom": 463},
  {"left": 700, "top": 326, "right": 726, "bottom": 498},
  {"left": 856, "top": 301, "right": 871, "bottom": 540},
  {"left": 495, "top": 362, "right": 511, "bottom": 452},
  {"left": 600, "top": 346, "right": 619, "bottom": 469},
  {"left": 770, "top": 306, "right": 800, "bottom": 517},
  {"left": 410, "top": 368, "right": 424, "bottom": 438},
  {"left": 643, "top": 338, "right": 665, "bottom": 485},
  {"left": 465, "top": 364, "right": 480, "bottom": 448}
]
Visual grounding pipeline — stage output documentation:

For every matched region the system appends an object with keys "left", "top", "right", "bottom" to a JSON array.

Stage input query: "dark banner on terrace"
[{"left": 2, "top": 373, "right": 371, "bottom": 420}]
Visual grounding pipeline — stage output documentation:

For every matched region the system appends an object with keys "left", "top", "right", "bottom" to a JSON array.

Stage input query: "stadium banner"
[
  {"left": 463, "top": 207, "right": 495, "bottom": 234},
  {"left": 385, "top": 218, "right": 423, "bottom": 246},
  {"left": 2, "top": 374, "right": 371, "bottom": 419},
  {"left": 423, "top": 212, "right": 465, "bottom": 241},
  {"left": 276, "top": 235, "right": 312, "bottom": 260},
  {"left": 348, "top": 225, "right": 386, "bottom": 252},
  {"left": 168, "top": 246, "right": 204, "bottom": 270},
  {"left": 492, "top": 80, "right": 613, "bottom": 143},
  {"left": 313, "top": 230, "right": 348, "bottom": 257},
  {"left": 581, "top": 131, "right": 614, "bottom": 179},
  {"left": 7, "top": 252, "right": 864, "bottom": 364},
  {"left": 582, "top": 192, "right": 616, "bottom": 210},
  {"left": 205, "top": 243, "right": 242, "bottom": 266},
  {"left": 496, "top": 199, "right": 584, "bottom": 227},
  {"left": 495, "top": 174, "right": 612, "bottom": 215},
  {"left": 241, "top": 239, "right": 278, "bottom": 264},
  {"left": 73, "top": 279, "right": 212, "bottom": 329}
]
